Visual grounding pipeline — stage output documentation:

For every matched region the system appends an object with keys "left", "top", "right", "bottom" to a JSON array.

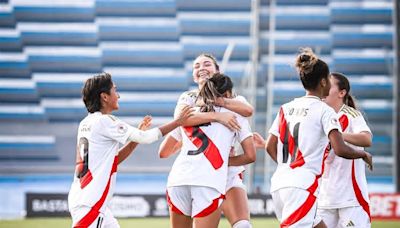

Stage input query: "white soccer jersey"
[
  {"left": 269, "top": 96, "right": 341, "bottom": 196},
  {"left": 167, "top": 107, "right": 252, "bottom": 194},
  {"left": 68, "top": 112, "right": 135, "bottom": 213},
  {"left": 318, "top": 105, "right": 372, "bottom": 213}
]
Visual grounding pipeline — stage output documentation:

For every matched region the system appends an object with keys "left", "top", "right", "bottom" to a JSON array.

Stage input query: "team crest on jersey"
[{"left": 117, "top": 124, "right": 128, "bottom": 134}]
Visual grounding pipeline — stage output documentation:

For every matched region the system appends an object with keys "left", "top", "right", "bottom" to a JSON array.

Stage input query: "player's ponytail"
[
  {"left": 331, "top": 72, "right": 357, "bottom": 110},
  {"left": 197, "top": 73, "right": 233, "bottom": 112}
]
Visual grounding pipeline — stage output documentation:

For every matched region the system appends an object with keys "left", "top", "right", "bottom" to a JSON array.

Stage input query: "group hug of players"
[{"left": 68, "top": 47, "right": 373, "bottom": 228}]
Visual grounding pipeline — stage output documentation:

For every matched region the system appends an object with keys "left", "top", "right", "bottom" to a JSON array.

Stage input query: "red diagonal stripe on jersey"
[
  {"left": 352, "top": 160, "right": 371, "bottom": 221},
  {"left": 74, "top": 156, "right": 118, "bottom": 228},
  {"left": 280, "top": 191, "right": 316, "bottom": 228},
  {"left": 339, "top": 114, "right": 349, "bottom": 131},
  {"left": 184, "top": 126, "right": 223, "bottom": 170},
  {"left": 278, "top": 108, "right": 287, "bottom": 143},
  {"left": 278, "top": 108, "right": 305, "bottom": 168}
]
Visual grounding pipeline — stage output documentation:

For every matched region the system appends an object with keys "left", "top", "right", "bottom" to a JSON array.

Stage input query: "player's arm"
[
  {"left": 118, "top": 116, "right": 151, "bottom": 164},
  {"left": 228, "top": 136, "right": 256, "bottom": 166},
  {"left": 158, "top": 136, "right": 182, "bottom": 158},
  {"left": 342, "top": 131, "right": 372, "bottom": 148},
  {"left": 265, "top": 133, "right": 278, "bottom": 163},
  {"left": 328, "top": 129, "right": 373, "bottom": 170},
  {"left": 128, "top": 106, "right": 193, "bottom": 144},
  {"left": 176, "top": 107, "right": 241, "bottom": 131},
  {"left": 215, "top": 97, "right": 254, "bottom": 117}
]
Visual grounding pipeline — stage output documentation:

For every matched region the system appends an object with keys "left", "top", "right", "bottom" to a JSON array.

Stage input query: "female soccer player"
[
  {"left": 68, "top": 72, "right": 193, "bottom": 228},
  {"left": 161, "top": 53, "right": 255, "bottom": 228},
  {"left": 262, "top": 48, "right": 373, "bottom": 227},
  {"left": 165, "top": 73, "right": 256, "bottom": 228},
  {"left": 317, "top": 72, "right": 373, "bottom": 228}
]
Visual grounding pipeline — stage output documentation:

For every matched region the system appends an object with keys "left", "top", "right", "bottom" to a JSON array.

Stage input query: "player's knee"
[{"left": 232, "top": 220, "right": 252, "bottom": 228}]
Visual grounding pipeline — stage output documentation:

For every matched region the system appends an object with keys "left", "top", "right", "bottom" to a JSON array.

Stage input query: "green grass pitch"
[{"left": 1, "top": 218, "right": 400, "bottom": 228}]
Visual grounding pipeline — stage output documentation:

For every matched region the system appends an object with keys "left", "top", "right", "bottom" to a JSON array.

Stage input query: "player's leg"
[
  {"left": 316, "top": 208, "right": 339, "bottom": 228},
  {"left": 70, "top": 205, "right": 105, "bottom": 228},
  {"left": 167, "top": 186, "right": 193, "bottom": 228},
  {"left": 221, "top": 187, "right": 251, "bottom": 227},
  {"left": 338, "top": 206, "right": 371, "bottom": 228},
  {"left": 222, "top": 172, "right": 252, "bottom": 227},
  {"left": 192, "top": 186, "right": 224, "bottom": 228},
  {"left": 279, "top": 187, "right": 318, "bottom": 228}
]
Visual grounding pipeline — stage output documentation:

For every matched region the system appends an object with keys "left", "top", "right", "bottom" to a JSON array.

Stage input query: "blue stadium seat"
[
  {"left": 273, "top": 0, "right": 328, "bottom": 5},
  {"left": 369, "top": 135, "right": 391, "bottom": 157},
  {"left": 179, "top": 12, "right": 250, "bottom": 36},
  {"left": 260, "top": 31, "right": 332, "bottom": 54},
  {"left": 18, "top": 23, "right": 98, "bottom": 46},
  {"left": 359, "top": 99, "right": 392, "bottom": 123},
  {"left": 181, "top": 36, "right": 250, "bottom": 60},
  {"left": 0, "top": 104, "right": 45, "bottom": 121},
  {"left": 176, "top": 0, "right": 250, "bottom": 11},
  {"left": 331, "top": 1, "right": 392, "bottom": 24},
  {"left": 25, "top": 47, "right": 102, "bottom": 72},
  {"left": 97, "top": 17, "right": 179, "bottom": 41},
  {"left": 13, "top": 0, "right": 95, "bottom": 22},
  {"left": 348, "top": 76, "right": 392, "bottom": 99},
  {"left": 0, "top": 53, "right": 30, "bottom": 78},
  {"left": 101, "top": 41, "right": 183, "bottom": 67},
  {"left": 0, "top": 79, "right": 38, "bottom": 102},
  {"left": 332, "top": 25, "right": 393, "bottom": 48},
  {"left": 0, "top": 29, "right": 22, "bottom": 51},
  {"left": 332, "top": 49, "right": 394, "bottom": 75},
  {"left": 104, "top": 67, "right": 188, "bottom": 92},
  {"left": 116, "top": 92, "right": 179, "bottom": 116},
  {"left": 0, "top": 4, "right": 15, "bottom": 27},
  {"left": 95, "top": 0, "right": 176, "bottom": 17},
  {"left": 0, "top": 135, "right": 57, "bottom": 161},
  {"left": 33, "top": 73, "right": 92, "bottom": 98},
  {"left": 260, "top": 6, "right": 330, "bottom": 30},
  {"left": 41, "top": 98, "right": 86, "bottom": 121}
]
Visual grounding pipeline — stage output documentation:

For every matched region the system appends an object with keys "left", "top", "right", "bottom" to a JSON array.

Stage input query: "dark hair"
[
  {"left": 198, "top": 73, "right": 233, "bottom": 112},
  {"left": 82, "top": 72, "right": 113, "bottom": 113},
  {"left": 295, "top": 47, "right": 330, "bottom": 90},
  {"left": 331, "top": 72, "right": 357, "bottom": 109},
  {"left": 196, "top": 53, "right": 220, "bottom": 71}
]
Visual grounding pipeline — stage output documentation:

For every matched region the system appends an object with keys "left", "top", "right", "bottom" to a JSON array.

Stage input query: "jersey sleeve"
[
  {"left": 269, "top": 111, "right": 280, "bottom": 137},
  {"left": 352, "top": 114, "right": 372, "bottom": 135},
  {"left": 169, "top": 128, "right": 182, "bottom": 141},
  {"left": 234, "top": 95, "right": 251, "bottom": 105},
  {"left": 321, "top": 106, "right": 342, "bottom": 136},
  {"left": 174, "top": 91, "right": 197, "bottom": 118},
  {"left": 236, "top": 115, "right": 253, "bottom": 142},
  {"left": 99, "top": 115, "right": 134, "bottom": 144}
]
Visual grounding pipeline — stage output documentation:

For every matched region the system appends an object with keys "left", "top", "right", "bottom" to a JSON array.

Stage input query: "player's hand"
[
  {"left": 138, "top": 115, "right": 152, "bottom": 130},
  {"left": 214, "top": 97, "right": 226, "bottom": 107},
  {"left": 216, "top": 112, "right": 240, "bottom": 131},
  {"left": 175, "top": 105, "right": 194, "bottom": 125},
  {"left": 253, "top": 132, "right": 266, "bottom": 149},
  {"left": 362, "top": 151, "right": 373, "bottom": 171}
]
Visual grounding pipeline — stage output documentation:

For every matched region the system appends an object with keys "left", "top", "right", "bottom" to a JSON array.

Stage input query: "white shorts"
[
  {"left": 226, "top": 170, "right": 246, "bottom": 192},
  {"left": 70, "top": 206, "right": 119, "bottom": 228},
  {"left": 167, "top": 185, "right": 225, "bottom": 218},
  {"left": 271, "top": 187, "right": 318, "bottom": 228},
  {"left": 316, "top": 206, "right": 371, "bottom": 228}
]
